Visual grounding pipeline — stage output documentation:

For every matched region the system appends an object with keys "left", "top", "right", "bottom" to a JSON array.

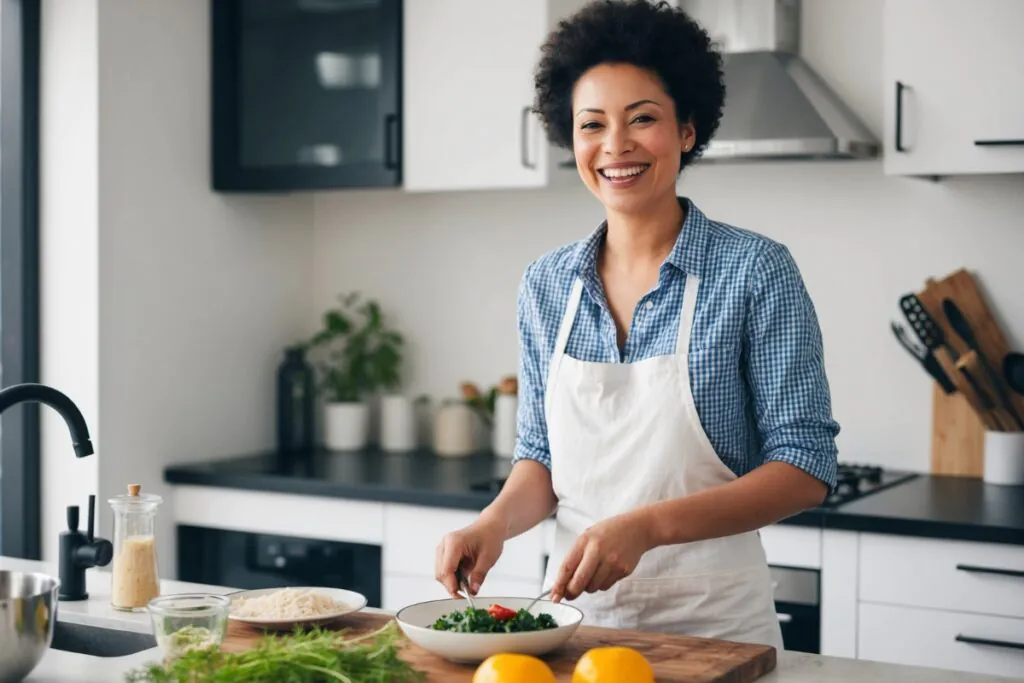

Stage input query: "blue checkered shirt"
[{"left": 513, "top": 198, "right": 839, "bottom": 490}]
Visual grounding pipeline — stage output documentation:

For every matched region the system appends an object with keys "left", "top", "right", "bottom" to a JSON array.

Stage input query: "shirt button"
[{"left": 645, "top": 301, "right": 654, "bottom": 310}]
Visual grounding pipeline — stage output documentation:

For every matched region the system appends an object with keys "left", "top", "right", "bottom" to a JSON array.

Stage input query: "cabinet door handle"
[
  {"left": 956, "top": 634, "right": 1024, "bottom": 652},
  {"left": 956, "top": 563, "right": 1024, "bottom": 579},
  {"left": 894, "top": 81, "right": 907, "bottom": 152},
  {"left": 974, "top": 139, "right": 1024, "bottom": 147},
  {"left": 521, "top": 106, "right": 537, "bottom": 169},
  {"left": 384, "top": 114, "right": 399, "bottom": 170},
  {"left": 776, "top": 613, "right": 793, "bottom": 624}
]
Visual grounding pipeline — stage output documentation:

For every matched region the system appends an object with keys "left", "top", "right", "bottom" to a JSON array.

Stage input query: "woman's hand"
[
  {"left": 550, "top": 510, "right": 654, "bottom": 603},
  {"left": 434, "top": 515, "right": 506, "bottom": 598}
]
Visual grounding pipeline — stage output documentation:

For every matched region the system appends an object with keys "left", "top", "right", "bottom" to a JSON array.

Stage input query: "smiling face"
[{"left": 572, "top": 63, "right": 695, "bottom": 216}]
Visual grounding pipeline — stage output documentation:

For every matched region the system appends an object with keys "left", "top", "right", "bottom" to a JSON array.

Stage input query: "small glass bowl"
[{"left": 147, "top": 593, "right": 230, "bottom": 661}]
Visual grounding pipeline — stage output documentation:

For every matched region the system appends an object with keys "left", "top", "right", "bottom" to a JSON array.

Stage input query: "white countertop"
[{"left": 2, "top": 556, "right": 1016, "bottom": 682}]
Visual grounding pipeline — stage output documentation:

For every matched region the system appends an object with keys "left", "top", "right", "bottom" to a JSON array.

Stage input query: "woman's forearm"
[
  {"left": 642, "top": 461, "right": 828, "bottom": 549},
  {"left": 478, "top": 459, "right": 558, "bottom": 540}
]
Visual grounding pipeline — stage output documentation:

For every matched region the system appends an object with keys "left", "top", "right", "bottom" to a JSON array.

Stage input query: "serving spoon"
[{"left": 523, "top": 588, "right": 552, "bottom": 613}]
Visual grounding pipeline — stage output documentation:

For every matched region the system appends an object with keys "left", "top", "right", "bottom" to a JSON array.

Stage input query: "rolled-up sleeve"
[
  {"left": 512, "top": 264, "right": 552, "bottom": 469},
  {"left": 744, "top": 242, "right": 839, "bottom": 490}
]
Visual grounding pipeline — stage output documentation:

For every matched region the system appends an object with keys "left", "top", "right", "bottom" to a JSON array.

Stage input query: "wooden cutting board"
[{"left": 221, "top": 612, "right": 776, "bottom": 682}]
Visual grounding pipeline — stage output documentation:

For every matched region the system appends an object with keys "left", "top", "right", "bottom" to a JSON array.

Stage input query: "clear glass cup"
[
  {"left": 147, "top": 593, "right": 230, "bottom": 662},
  {"left": 108, "top": 484, "right": 163, "bottom": 611}
]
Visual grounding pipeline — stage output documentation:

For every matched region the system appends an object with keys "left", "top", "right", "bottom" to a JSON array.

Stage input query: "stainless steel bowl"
[{"left": 0, "top": 571, "right": 59, "bottom": 683}]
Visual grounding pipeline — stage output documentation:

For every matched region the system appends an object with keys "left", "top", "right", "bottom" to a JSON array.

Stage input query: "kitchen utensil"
[
  {"left": 942, "top": 298, "right": 1024, "bottom": 429},
  {"left": 225, "top": 586, "right": 367, "bottom": 630},
  {"left": 395, "top": 596, "right": 584, "bottom": 663},
  {"left": 148, "top": 593, "right": 230, "bottom": 660},
  {"left": 523, "top": 588, "right": 552, "bottom": 614},
  {"left": 0, "top": 570, "right": 59, "bottom": 682},
  {"left": 955, "top": 351, "right": 1007, "bottom": 430},
  {"left": 455, "top": 569, "right": 476, "bottom": 610},
  {"left": 900, "top": 293, "right": 951, "bottom": 355},
  {"left": 1005, "top": 352, "right": 1024, "bottom": 396},
  {"left": 890, "top": 321, "right": 956, "bottom": 393},
  {"left": 983, "top": 431, "right": 1024, "bottom": 485}
]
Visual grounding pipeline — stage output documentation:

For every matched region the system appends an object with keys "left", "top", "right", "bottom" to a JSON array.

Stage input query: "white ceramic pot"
[
  {"left": 433, "top": 402, "right": 476, "bottom": 457},
  {"left": 380, "top": 394, "right": 417, "bottom": 452},
  {"left": 983, "top": 430, "right": 1024, "bottom": 485},
  {"left": 323, "top": 401, "right": 368, "bottom": 451},
  {"left": 491, "top": 394, "right": 517, "bottom": 458}
]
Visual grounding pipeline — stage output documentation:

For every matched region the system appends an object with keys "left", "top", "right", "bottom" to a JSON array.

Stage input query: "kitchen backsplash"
[{"left": 311, "top": 162, "right": 1024, "bottom": 473}]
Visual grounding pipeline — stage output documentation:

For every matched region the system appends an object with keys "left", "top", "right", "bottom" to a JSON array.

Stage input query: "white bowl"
[{"left": 395, "top": 597, "right": 583, "bottom": 663}]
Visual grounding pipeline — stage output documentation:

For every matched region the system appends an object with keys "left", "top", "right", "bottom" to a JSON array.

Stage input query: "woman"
[{"left": 434, "top": 0, "right": 839, "bottom": 649}]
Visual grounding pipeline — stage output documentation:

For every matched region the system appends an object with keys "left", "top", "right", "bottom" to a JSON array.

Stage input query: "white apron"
[{"left": 541, "top": 273, "right": 784, "bottom": 650}]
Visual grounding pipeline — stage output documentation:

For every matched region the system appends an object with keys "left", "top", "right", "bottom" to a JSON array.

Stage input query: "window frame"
[{"left": 0, "top": 0, "right": 41, "bottom": 560}]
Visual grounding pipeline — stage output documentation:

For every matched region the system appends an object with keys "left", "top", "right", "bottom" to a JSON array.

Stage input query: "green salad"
[{"left": 430, "top": 604, "right": 558, "bottom": 633}]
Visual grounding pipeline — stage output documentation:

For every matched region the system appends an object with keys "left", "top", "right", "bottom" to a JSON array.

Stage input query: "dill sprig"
[{"left": 123, "top": 620, "right": 426, "bottom": 682}]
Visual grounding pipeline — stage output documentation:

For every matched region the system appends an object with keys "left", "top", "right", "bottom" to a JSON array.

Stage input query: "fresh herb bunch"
[
  {"left": 430, "top": 606, "right": 558, "bottom": 633},
  {"left": 123, "top": 621, "right": 424, "bottom": 683}
]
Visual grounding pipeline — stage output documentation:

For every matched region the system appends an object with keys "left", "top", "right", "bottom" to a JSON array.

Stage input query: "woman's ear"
[{"left": 680, "top": 121, "right": 696, "bottom": 153}]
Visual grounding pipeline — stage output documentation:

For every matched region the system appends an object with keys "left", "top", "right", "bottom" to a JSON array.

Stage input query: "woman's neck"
[{"left": 602, "top": 194, "right": 685, "bottom": 273}]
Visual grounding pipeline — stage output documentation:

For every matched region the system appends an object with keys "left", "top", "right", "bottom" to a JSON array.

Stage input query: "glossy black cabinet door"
[{"left": 212, "top": 0, "right": 401, "bottom": 192}]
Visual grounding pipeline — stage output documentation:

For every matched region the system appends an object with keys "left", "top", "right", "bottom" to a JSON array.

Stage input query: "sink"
[{"left": 50, "top": 621, "right": 156, "bottom": 658}]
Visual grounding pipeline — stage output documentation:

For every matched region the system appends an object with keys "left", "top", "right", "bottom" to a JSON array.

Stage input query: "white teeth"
[{"left": 601, "top": 165, "right": 648, "bottom": 179}]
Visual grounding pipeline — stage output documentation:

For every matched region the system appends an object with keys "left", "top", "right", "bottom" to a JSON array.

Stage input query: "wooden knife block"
[{"left": 932, "top": 384, "right": 985, "bottom": 477}]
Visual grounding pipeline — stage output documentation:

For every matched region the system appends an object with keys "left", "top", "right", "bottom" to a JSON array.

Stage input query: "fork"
[
  {"left": 523, "top": 588, "right": 552, "bottom": 613},
  {"left": 455, "top": 569, "right": 477, "bottom": 610}
]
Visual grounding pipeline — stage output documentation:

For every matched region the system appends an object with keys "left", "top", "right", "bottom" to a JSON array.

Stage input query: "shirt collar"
[{"left": 565, "top": 196, "right": 711, "bottom": 279}]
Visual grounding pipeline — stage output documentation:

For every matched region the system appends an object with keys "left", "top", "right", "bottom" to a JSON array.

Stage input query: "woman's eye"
[
  {"left": 580, "top": 121, "right": 602, "bottom": 130},
  {"left": 632, "top": 114, "right": 654, "bottom": 124}
]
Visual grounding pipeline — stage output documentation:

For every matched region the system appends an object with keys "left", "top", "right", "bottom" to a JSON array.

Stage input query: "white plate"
[
  {"left": 395, "top": 597, "right": 583, "bottom": 663},
  {"left": 226, "top": 587, "right": 367, "bottom": 629}
]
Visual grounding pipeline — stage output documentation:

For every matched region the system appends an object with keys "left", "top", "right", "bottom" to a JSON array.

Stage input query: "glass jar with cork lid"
[{"left": 109, "top": 483, "right": 162, "bottom": 611}]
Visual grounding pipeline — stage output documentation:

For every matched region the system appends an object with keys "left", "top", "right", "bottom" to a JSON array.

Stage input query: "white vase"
[
  {"left": 380, "top": 394, "right": 417, "bottom": 452},
  {"left": 492, "top": 394, "right": 517, "bottom": 458},
  {"left": 323, "top": 401, "right": 368, "bottom": 451},
  {"left": 433, "top": 402, "right": 476, "bottom": 457}
]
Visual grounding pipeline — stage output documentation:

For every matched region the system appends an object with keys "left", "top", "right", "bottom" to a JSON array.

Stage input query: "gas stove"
[
  {"left": 470, "top": 462, "right": 917, "bottom": 510},
  {"left": 822, "top": 463, "right": 917, "bottom": 508}
]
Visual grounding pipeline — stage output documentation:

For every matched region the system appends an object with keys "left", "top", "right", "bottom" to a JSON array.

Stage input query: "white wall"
[
  {"left": 40, "top": 0, "right": 313, "bottom": 568},
  {"left": 310, "top": 0, "right": 1024, "bottom": 473}
]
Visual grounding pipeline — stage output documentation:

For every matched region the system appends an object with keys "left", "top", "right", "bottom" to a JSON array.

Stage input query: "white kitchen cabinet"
[
  {"left": 859, "top": 603, "right": 1024, "bottom": 678},
  {"left": 859, "top": 534, "right": 1024, "bottom": 619},
  {"left": 402, "top": 0, "right": 589, "bottom": 192},
  {"left": 883, "top": 0, "right": 1024, "bottom": 176}
]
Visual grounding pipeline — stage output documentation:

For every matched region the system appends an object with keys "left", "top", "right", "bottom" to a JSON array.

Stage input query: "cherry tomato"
[{"left": 487, "top": 603, "right": 516, "bottom": 621}]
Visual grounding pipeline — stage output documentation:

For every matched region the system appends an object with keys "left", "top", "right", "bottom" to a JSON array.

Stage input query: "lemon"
[
  {"left": 473, "top": 653, "right": 557, "bottom": 683},
  {"left": 573, "top": 646, "right": 655, "bottom": 683}
]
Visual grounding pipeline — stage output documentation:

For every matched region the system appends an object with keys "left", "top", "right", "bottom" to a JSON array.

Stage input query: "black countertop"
[
  {"left": 824, "top": 474, "right": 1024, "bottom": 545},
  {"left": 163, "top": 449, "right": 1024, "bottom": 545}
]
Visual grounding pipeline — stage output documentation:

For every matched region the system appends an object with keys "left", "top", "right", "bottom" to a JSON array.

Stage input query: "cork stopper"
[{"left": 127, "top": 484, "right": 141, "bottom": 497}]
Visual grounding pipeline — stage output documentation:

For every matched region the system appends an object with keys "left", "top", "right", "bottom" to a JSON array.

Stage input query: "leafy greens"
[
  {"left": 430, "top": 605, "right": 558, "bottom": 633},
  {"left": 123, "top": 620, "right": 424, "bottom": 683}
]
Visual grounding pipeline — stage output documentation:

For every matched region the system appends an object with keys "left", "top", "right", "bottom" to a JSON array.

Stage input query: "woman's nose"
[{"left": 602, "top": 123, "right": 634, "bottom": 156}]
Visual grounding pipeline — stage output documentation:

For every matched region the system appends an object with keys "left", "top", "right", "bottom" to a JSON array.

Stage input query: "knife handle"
[{"left": 923, "top": 352, "right": 956, "bottom": 394}]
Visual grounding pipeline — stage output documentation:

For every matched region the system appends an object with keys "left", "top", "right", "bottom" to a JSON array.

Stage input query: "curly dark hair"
[{"left": 533, "top": 0, "right": 725, "bottom": 170}]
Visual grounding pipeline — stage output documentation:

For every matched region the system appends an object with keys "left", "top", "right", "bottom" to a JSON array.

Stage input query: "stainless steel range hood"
[{"left": 679, "top": 0, "right": 879, "bottom": 161}]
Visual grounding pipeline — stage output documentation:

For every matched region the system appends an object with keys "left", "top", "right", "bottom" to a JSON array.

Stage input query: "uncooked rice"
[{"left": 231, "top": 588, "right": 348, "bottom": 620}]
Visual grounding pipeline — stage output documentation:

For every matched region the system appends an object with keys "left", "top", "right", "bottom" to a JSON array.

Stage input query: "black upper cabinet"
[{"left": 211, "top": 0, "right": 402, "bottom": 192}]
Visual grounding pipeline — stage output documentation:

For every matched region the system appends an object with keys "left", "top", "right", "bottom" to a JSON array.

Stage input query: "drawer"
[
  {"left": 382, "top": 575, "right": 542, "bottom": 613},
  {"left": 758, "top": 524, "right": 821, "bottom": 569},
  {"left": 382, "top": 504, "right": 545, "bottom": 581},
  {"left": 858, "top": 603, "right": 1024, "bottom": 678},
  {"left": 859, "top": 534, "right": 1024, "bottom": 618}
]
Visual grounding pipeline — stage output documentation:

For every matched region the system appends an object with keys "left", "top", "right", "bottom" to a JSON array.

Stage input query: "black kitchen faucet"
[{"left": 0, "top": 382, "right": 112, "bottom": 600}]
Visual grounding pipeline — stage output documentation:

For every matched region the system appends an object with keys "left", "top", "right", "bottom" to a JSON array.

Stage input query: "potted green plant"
[{"left": 306, "top": 292, "right": 404, "bottom": 451}]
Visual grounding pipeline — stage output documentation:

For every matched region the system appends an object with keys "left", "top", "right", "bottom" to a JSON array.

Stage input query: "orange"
[
  {"left": 572, "top": 646, "right": 655, "bottom": 683},
  {"left": 473, "top": 653, "right": 557, "bottom": 683}
]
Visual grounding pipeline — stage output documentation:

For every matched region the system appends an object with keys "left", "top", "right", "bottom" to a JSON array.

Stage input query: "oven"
[{"left": 770, "top": 564, "right": 820, "bottom": 654}]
